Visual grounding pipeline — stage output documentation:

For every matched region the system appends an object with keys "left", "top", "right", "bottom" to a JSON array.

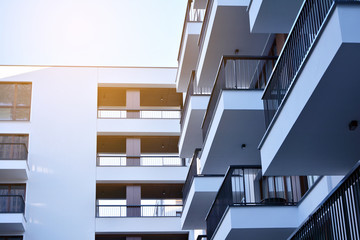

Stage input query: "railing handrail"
[{"left": 288, "top": 160, "right": 360, "bottom": 239}]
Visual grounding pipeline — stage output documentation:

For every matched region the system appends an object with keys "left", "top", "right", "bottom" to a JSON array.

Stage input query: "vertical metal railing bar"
[{"left": 290, "top": 162, "right": 360, "bottom": 239}]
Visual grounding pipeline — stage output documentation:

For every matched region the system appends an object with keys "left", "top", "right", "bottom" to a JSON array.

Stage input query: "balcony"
[
  {"left": 96, "top": 154, "right": 188, "bottom": 183},
  {"left": 0, "top": 143, "right": 29, "bottom": 180},
  {"left": 179, "top": 72, "right": 210, "bottom": 157},
  {"left": 260, "top": 0, "right": 360, "bottom": 175},
  {"left": 0, "top": 195, "right": 26, "bottom": 233},
  {"left": 181, "top": 149, "right": 223, "bottom": 229},
  {"left": 95, "top": 183, "right": 184, "bottom": 233},
  {"left": 248, "top": 0, "right": 303, "bottom": 33},
  {"left": 97, "top": 87, "right": 182, "bottom": 135},
  {"left": 200, "top": 56, "right": 275, "bottom": 174},
  {"left": 205, "top": 166, "right": 319, "bottom": 240},
  {"left": 97, "top": 108, "right": 181, "bottom": 135},
  {"left": 176, "top": 0, "right": 205, "bottom": 92},
  {"left": 195, "top": 0, "right": 269, "bottom": 90},
  {"left": 289, "top": 161, "right": 360, "bottom": 240}
]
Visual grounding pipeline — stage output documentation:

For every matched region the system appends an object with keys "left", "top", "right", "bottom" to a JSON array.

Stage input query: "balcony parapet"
[
  {"left": 201, "top": 55, "right": 276, "bottom": 142},
  {"left": 98, "top": 109, "right": 180, "bottom": 119},
  {"left": 96, "top": 204, "right": 183, "bottom": 218},
  {"left": 97, "top": 154, "right": 185, "bottom": 167}
]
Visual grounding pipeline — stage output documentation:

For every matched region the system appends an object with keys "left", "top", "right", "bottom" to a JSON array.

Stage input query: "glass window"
[{"left": 0, "top": 82, "right": 31, "bottom": 121}]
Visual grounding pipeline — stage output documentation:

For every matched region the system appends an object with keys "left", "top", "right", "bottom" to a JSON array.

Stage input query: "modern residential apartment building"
[
  {"left": 177, "top": 0, "right": 360, "bottom": 239},
  {"left": 1, "top": 0, "right": 360, "bottom": 240}
]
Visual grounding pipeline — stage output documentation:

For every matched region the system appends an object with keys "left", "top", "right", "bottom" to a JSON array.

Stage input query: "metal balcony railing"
[
  {"left": 178, "top": 0, "right": 206, "bottom": 61},
  {"left": 201, "top": 56, "right": 277, "bottom": 142},
  {"left": 205, "top": 166, "right": 319, "bottom": 240},
  {"left": 0, "top": 195, "right": 25, "bottom": 214},
  {"left": 289, "top": 161, "right": 360, "bottom": 240},
  {"left": 180, "top": 72, "right": 211, "bottom": 131},
  {"left": 182, "top": 149, "right": 201, "bottom": 204},
  {"left": 0, "top": 143, "right": 28, "bottom": 160},
  {"left": 263, "top": 0, "right": 360, "bottom": 128},
  {"left": 198, "top": 0, "right": 214, "bottom": 60},
  {"left": 97, "top": 109, "right": 181, "bottom": 119},
  {"left": 96, "top": 204, "right": 183, "bottom": 217},
  {"left": 97, "top": 155, "right": 185, "bottom": 167}
]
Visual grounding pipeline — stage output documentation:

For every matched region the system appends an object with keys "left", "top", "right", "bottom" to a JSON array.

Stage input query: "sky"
[{"left": 0, "top": 0, "right": 187, "bottom": 67}]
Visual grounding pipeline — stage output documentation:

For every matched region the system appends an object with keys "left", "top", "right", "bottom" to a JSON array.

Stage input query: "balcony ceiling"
[
  {"left": 197, "top": 4, "right": 269, "bottom": 89},
  {"left": 97, "top": 136, "right": 179, "bottom": 154},
  {"left": 98, "top": 87, "right": 182, "bottom": 107}
]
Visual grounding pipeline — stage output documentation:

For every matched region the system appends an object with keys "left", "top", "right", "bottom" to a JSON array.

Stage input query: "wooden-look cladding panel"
[
  {"left": 98, "top": 87, "right": 182, "bottom": 107},
  {"left": 97, "top": 136, "right": 179, "bottom": 154},
  {"left": 96, "top": 184, "right": 183, "bottom": 199}
]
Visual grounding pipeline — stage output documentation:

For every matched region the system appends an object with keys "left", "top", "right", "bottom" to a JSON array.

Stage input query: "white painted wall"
[
  {"left": 1, "top": 67, "right": 98, "bottom": 240},
  {"left": 98, "top": 67, "right": 177, "bottom": 87}
]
